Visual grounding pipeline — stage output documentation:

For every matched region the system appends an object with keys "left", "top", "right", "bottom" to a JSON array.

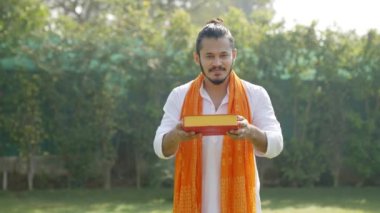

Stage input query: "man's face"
[{"left": 194, "top": 37, "right": 237, "bottom": 85}]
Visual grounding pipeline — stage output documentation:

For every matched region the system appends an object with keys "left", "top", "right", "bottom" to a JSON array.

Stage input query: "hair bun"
[{"left": 207, "top": 18, "right": 224, "bottom": 25}]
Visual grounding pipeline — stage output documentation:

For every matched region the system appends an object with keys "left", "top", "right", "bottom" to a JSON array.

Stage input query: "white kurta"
[{"left": 153, "top": 80, "right": 283, "bottom": 213}]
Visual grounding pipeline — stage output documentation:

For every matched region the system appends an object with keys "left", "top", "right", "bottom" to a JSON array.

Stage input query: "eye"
[{"left": 220, "top": 54, "right": 228, "bottom": 59}]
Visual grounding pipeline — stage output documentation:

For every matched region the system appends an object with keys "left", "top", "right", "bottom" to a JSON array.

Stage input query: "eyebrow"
[{"left": 205, "top": 51, "right": 230, "bottom": 55}]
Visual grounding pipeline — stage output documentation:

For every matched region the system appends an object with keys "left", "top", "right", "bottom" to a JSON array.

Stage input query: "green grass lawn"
[
  {"left": 0, "top": 187, "right": 378, "bottom": 213},
  {"left": 261, "top": 187, "right": 379, "bottom": 213}
]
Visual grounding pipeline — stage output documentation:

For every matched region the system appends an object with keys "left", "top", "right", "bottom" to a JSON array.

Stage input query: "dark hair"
[{"left": 195, "top": 18, "right": 235, "bottom": 55}]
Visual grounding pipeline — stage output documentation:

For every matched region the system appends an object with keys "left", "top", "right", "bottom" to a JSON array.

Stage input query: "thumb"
[{"left": 176, "top": 122, "right": 183, "bottom": 130}]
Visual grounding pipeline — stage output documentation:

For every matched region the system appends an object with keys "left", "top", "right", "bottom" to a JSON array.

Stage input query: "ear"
[
  {"left": 193, "top": 52, "right": 200, "bottom": 65},
  {"left": 232, "top": 48, "right": 237, "bottom": 61}
]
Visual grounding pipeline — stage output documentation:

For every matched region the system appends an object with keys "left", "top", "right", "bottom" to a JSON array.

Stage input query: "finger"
[
  {"left": 229, "top": 128, "right": 247, "bottom": 137},
  {"left": 189, "top": 132, "right": 202, "bottom": 139},
  {"left": 228, "top": 129, "right": 239, "bottom": 135},
  {"left": 236, "top": 115, "right": 245, "bottom": 121},
  {"left": 228, "top": 129, "right": 241, "bottom": 136},
  {"left": 227, "top": 132, "right": 241, "bottom": 140},
  {"left": 176, "top": 122, "right": 183, "bottom": 130},
  {"left": 236, "top": 116, "right": 248, "bottom": 127},
  {"left": 227, "top": 131, "right": 237, "bottom": 138},
  {"left": 180, "top": 132, "right": 201, "bottom": 142},
  {"left": 238, "top": 121, "right": 247, "bottom": 128},
  {"left": 180, "top": 130, "right": 195, "bottom": 137}
]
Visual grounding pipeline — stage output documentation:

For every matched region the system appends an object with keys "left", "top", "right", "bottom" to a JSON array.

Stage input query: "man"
[{"left": 153, "top": 18, "right": 283, "bottom": 213}]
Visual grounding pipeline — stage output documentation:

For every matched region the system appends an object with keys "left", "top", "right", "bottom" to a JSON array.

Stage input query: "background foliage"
[{"left": 1, "top": 0, "right": 379, "bottom": 190}]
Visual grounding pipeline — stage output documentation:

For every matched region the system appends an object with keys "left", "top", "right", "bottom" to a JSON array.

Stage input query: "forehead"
[{"left": 199, "top": 37, "right": 232, "bottom": 54}]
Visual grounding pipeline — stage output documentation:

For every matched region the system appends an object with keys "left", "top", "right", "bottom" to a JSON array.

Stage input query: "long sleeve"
[
  {"left": 153, "top": 83, "right": 190, "bottom": 159},
  {"left": 245, "top": 83, "right": 283, "bottom": 159}
]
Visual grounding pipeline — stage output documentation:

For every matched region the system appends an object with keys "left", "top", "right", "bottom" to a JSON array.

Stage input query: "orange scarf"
[{"left": 173, "top": 71, "right": 256, "bottom": 213}]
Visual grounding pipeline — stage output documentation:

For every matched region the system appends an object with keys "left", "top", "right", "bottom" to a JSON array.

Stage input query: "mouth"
[{"left": 209, "top": 67, "right": 226, "bottom": 72}]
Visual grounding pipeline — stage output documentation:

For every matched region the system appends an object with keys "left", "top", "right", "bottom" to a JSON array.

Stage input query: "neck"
[
  {"left": 203, "top": 77, "right": 229, "bottom": 110},
  {"left": 203, "top": 76, "right": 229, "bottom": 98}
]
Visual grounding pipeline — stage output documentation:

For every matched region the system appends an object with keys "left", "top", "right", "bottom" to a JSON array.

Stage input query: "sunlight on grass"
[
  {"left": 150, "top": 198, "right": 166, "bottom": 204},
  {"left": 86, "top": 204, "right": 137, "bottom": 213},
  {"left": 261, "top": 187, "right": 378, "bottom": 213},
  {"left": 353, "top": 199, "right": 367, "bottom": 205},
  {"left": 264, "top": 206, "right": 368, "bottom": 213},
  {"left": 0, "top": 187, "right": 378, "bottom": 213}
]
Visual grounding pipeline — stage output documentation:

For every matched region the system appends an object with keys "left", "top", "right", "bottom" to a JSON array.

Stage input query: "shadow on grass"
[{"left": 261, "top": 187, "right": 380, "bottom": 213}]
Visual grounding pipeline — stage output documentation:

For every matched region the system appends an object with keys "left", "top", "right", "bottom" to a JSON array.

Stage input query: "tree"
[
  {"left": 0, "top": 72, "right": 46, "bottom": 190},
  {"left": 0, "top": 0, "right": 49, "bottom": 191},
  {"left": 345, "top": 30, "right": 380, "bottom": 186}
]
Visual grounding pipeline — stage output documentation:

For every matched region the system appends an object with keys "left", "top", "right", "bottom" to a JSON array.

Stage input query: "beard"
[{"left": 199, "top": 60, "right": 234, "bottom": 85}]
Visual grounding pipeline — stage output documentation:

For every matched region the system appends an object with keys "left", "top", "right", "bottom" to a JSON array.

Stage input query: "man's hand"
[
  {"left": 162, "top": 123, "right": 202, "bottom": 157},
  {"left": 227, "top": 115, "right": 268, "bottom": 153},
  {"left": 227, "top": 115, "right": 250, "bottom": 140}
]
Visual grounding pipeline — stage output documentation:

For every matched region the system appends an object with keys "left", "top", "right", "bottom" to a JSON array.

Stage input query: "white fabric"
[{"left": 153, "top": 79, "right": 283, "bottom": 213}]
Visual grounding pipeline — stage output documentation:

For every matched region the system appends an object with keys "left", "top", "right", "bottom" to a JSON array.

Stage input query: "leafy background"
[{"left": 0, "top": 0, "right": 379, "bottom": 191}]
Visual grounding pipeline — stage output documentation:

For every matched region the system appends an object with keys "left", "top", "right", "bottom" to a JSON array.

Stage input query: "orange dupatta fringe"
[{"left": 173, "top": 71, "right": 256, "bottom": 213}]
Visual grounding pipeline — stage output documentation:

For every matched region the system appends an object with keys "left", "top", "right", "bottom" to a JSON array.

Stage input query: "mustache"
[{"left": 209, "top": 66, "right": 226, "bottom": 72}]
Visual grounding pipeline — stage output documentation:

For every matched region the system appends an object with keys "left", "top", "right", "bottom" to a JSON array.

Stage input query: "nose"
[{"left": 212, "top": 57, "right": 222, "bottom": 66}]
